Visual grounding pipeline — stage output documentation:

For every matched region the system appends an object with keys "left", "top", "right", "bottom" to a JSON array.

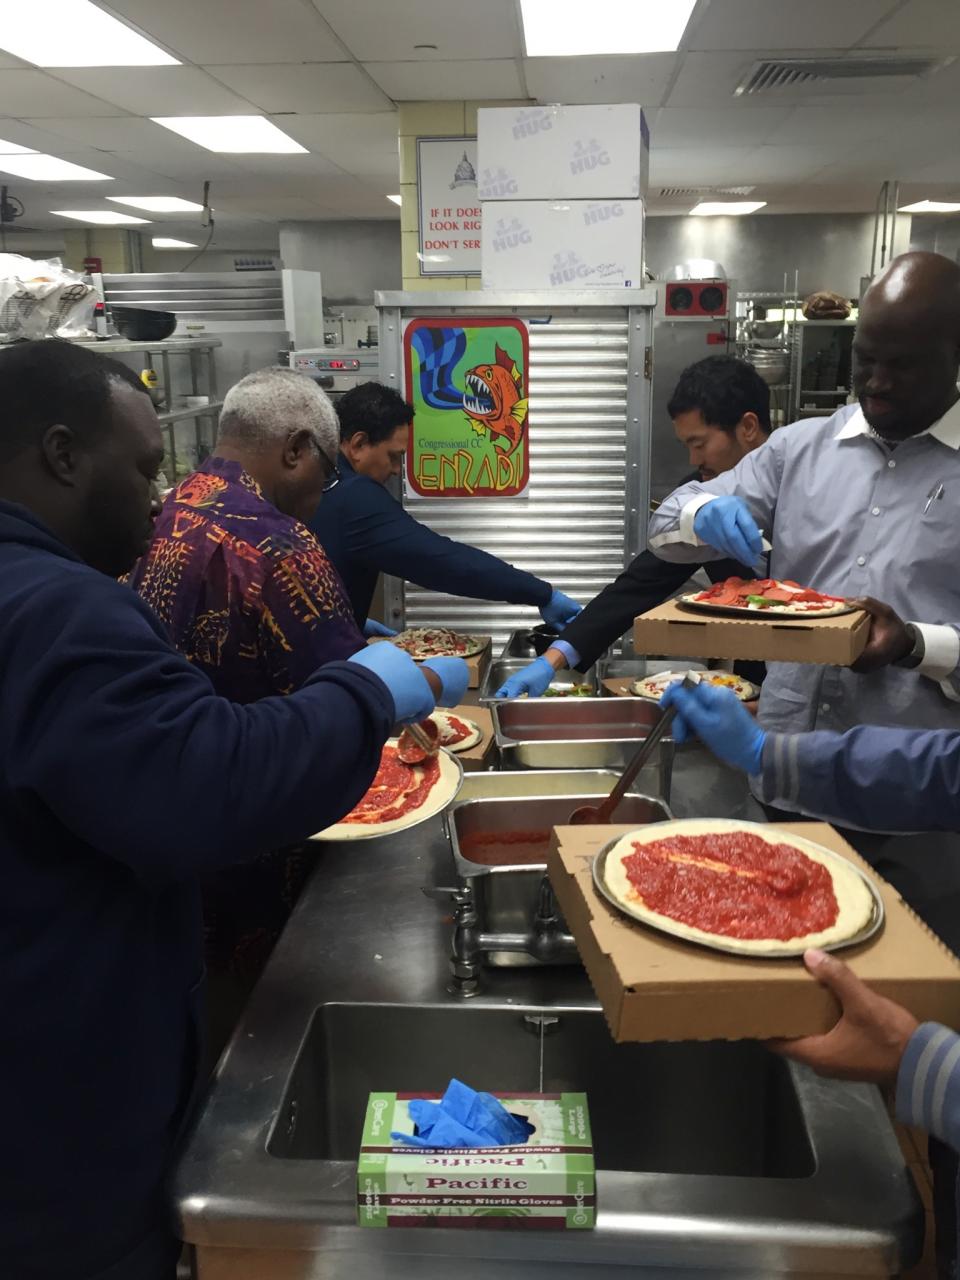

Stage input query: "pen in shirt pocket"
[{"left": 923, "top": 482, "right": 945, "bottom": 514}]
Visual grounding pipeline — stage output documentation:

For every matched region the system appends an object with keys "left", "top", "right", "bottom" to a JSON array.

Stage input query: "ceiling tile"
[
  {"left": 277, "top": 112, "right": 399, "bottom": 176},
  {"left": 102, "top": 0, "right": 349, "bottom": 64},
  {"left": 207, "top": 63, "right": 392, "bottom": 113},
  {"left": 525, "top": 54, "right": 676, "bottom": 107},
  {"left": 108, "top": 149, "right": 247, "bottom": 182},
  {"left": 51, "top": 68, "right": 256, "bottom": 116},
  {"left": 365, "top": 59, "right": 523, "bottom": 100},
  {"left": 0, "top": 71, "right": 127, "bottom": 117},
  {"left": 665, "top": 51, "right": 764, "bottom": 106},
  {"left": 652, "top": 106, "right": 792, "bottom": 148},
  {"left": 762, "top": 105, "right": 930, "bottom": 146},
  {"left": 227, "top": 152, "right": 347, "bottom": 179},
  {"left": 859, "top": 0, "right": 960, "bottom": 48},
  {"left": 735, "top": 143, "right": 842, "bottom": 182},
  {"left": 313, "top": 0, "right": 521, "bottom": 60},
  {"left": 214, "top": 194, "right": 333, "bottom": 218},
  {"left": 687, "top": 0, "right": 891, "bottom": 51},
  {"left": 648, "top": 146, "right": 756, "bottom": 186},
  {"left": 18, "top": 115, "right": 228, "bottom": 157}
]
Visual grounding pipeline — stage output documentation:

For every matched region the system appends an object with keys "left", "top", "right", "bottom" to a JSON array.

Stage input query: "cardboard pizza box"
[
  {"left": 445, "top": 703, "right": 496, "bottom": 773},
  {"left": 368, "top": 636, "right": 492, "bottom": 689},
  {"left": 633, "top": 599, "right": 870, "bottom": 667},
  {"left": 547, "top": 822, "right": 960, "bottom": 1043},
  {"left": 601, "top": 676, "right": 640, "bottom": 698}
]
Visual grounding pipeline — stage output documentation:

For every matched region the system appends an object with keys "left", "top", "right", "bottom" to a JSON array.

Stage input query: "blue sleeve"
[
  {"left": 759, "top": 726, "right": 960, "bottom": 831},
  {"left": 346, "top": 477, "right": 551, "bottom": 607},
  {"left": 897, "top": 1023, "right": 960, "bottom": 1155},
  {"left": 4, "top": 573, "right": 394, "bottom": 882}
]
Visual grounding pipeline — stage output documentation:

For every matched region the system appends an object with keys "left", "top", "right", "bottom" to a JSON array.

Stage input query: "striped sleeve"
[{"left": 896, "top": 1023, "right": 960, "bottom": 1154}]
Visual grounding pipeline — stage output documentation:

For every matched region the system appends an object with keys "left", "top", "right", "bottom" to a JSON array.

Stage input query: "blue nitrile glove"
[
  {"left": 494, "top": 654, "right": 555, "bottom": 699},
  {"left": 422, "top": 656, "right": 470, "bottom": 707},
  {"left": 391, "top": 1079, "right": 535, "bottom": 1149},
  {"left": 661, "top": 680, "right": 766, "bottom": 774},
  {"left": 363, "top": 617, "right": 397, "bottom": 638},
  {"left": 540, "top": 588, "right": 582, "bottom": 629},
  {"left": 347, "top": 640, "right": 438, "bottom": 724},
  {"left": 692, "top": 496, "right": 763, "bottom": 568}
]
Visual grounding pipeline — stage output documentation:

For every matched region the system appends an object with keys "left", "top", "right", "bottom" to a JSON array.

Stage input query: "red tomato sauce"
[
  {"left": 622, "top": 831, "right": 838, "bottom": 941},
  {"left": 340, "top": 746, "right": 441, "bottom": 825},
  {"left": 440, "top": 714, "right": 471, "bottom": 744},
  {"left": 458, "top": 828, "right": 553, "bottom": 866}
]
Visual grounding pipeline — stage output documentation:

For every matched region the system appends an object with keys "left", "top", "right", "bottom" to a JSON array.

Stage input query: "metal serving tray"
[
  {"left": 492, "top": 696, "right": 676, "bottom": 798},
  {"left": 444, "top": 770, "right": 673, "bottom": 967},
  {"left": 479, "top": 657, "right": 598, "bottom": 703}
]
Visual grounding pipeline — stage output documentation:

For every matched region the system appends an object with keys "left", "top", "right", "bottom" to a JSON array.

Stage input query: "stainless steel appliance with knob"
[{"left": 288, "top": 346, "right": 379, "bottom": 402}]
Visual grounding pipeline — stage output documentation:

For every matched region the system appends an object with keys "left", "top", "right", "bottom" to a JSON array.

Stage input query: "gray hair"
[{"left": 218, "top": 367, "right": 339, "bottom": 463}]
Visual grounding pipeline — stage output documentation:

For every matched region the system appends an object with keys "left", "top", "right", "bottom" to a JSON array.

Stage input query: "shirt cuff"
[
  {"left": 649, "top": 494, "right": 718, "bottom": 551},
  {"left": 911, "top": 622, "right": 960, "bottom": 684},
  {"left": 550, "top": 640, "right": 580, "bottom": 669},
  {"left": 895, "top": 1022, "right": 960, "bottom": 1141}
]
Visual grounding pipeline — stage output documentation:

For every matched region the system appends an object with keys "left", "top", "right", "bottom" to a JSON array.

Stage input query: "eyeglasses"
[{"left": 322, "top": 463, "right": 341, "bottom": 493}]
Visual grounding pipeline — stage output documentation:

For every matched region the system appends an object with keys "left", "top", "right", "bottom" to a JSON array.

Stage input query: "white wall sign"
[{"left": 416, "top": 137, "right": 481, "bottom": 277}]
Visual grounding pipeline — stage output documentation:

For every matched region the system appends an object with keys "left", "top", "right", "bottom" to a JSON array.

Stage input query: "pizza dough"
[
  {"left": 600, "top": 819, "right": 875, "bottom": 956},
  {"left": 632, "top": 670, "right": 758, "bottom": 702},
  {"left": 430, "top": 710, "right": 483, "bottom": 752},
  {"left": 310, "top": 740, "right": 462, "bottom": 841},
  {"left": 681, "top": 577, "right": 853, "bottom": 618},
  {"left": 374, "top": 626, "right": 487, "bottom": 659}
]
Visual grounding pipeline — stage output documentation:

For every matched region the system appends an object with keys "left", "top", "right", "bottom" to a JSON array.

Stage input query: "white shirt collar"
[{"left": 834, "top": 396, "right": 960, "bottom": 450}]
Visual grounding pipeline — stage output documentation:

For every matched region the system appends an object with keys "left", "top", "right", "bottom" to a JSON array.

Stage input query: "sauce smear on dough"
[
  {"left": 339, "top": 746, "right": 441, "bottom": 825},
  {"left": 622, "top": 831, "right": 838, "bottom": 941}
]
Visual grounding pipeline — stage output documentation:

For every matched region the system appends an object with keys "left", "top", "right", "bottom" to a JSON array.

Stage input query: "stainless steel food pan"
[{"left": 479, "top": 657, "right": 598, "bottom": 703}]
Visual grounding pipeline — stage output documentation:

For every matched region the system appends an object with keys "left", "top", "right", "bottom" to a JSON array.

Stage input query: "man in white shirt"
[{"left": 649, "top": 252, "right": 960, "bottom": 785}]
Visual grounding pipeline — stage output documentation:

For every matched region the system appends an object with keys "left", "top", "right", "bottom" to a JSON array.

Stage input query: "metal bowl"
[{"left": 109, "top": 304, "right": 177, "bottom": 342}]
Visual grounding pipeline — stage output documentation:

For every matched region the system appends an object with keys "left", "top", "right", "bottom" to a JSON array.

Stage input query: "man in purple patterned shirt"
[{"left": 128, "top": 368, "right": 367, "bottom": 1001}]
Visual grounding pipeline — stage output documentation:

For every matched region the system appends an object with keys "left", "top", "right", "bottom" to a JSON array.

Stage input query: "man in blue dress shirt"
[
  {"left": 309, "top": 381, "right": 581, "bottom": 636},
  {"left": 649, "top": 251, "right": 960, "bottom": 778}
]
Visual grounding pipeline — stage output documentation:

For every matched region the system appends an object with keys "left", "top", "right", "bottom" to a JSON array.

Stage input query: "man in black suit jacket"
[{"left": 494, "top": 355, "right": 772, "bottom": 697}]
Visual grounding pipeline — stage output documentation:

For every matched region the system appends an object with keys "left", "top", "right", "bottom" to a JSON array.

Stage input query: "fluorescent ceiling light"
[
  {"left": 0, "top": 0, "right": 178, "bottom": 66},
  {"left": 689, "top": 200, "right": 767, "bottom": 216},
  {"left": 520, "top": 0, "right": 697, "bottom": 55},
  {"left": 386, "top": 194, "right": 402, "bottom": 206},
  {"left": 152, "top": 236, "right": 198, "bottom": 248},
  {"left": 0, "top": 138, "right": 37, "bottom": 155},
  {"left": 0, "top": 154, "right": 111, "bottom": 181},
  {"left": 108, "top": 196, "right": 204, "bottom": 213},
  {"left": 151, "top": 116, "right": 307, "bottom": 154},
  {"left": 52, "top": 209, "right": 150, "bottom": 225},
  {"left": 898, "top": 199, "right": 960, "bottom": 213}
]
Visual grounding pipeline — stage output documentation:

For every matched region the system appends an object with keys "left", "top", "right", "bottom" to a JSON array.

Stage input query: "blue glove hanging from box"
[{"left": 391, "top": 1078, "right": 535, "bottom": 1149}]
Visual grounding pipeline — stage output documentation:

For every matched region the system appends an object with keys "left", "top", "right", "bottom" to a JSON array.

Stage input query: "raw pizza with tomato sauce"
[
  {"left": 597, "top": 819, "right": 877, "bottom": 957},
  {"left": 680, "top": 577, "right": 854, "bottom": 618},
  {"left": 429, "top": 710, "right": 483, "bottom": 753},
  {"left": 374, "top": 626, "right": 487, "bottom": 660},
  {"left": 311, "top": 739, "right": 462, "bottom": 841}
]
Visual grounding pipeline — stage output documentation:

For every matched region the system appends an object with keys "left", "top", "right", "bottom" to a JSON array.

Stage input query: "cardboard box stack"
[{"left": 477, "top": 104, "right": 649, "bottom": 290}]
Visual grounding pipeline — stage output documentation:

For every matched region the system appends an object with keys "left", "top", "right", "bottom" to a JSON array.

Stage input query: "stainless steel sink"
[{"left": 269, "top": 1003, "right": 813, "bottom": 1180}]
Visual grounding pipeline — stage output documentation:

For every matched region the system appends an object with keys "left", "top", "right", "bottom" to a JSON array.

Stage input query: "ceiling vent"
[
  {"left": 715, "top": 185, "right": 756, "bottom": 196},
  {"left": 736, "top": 55, "right": 954, "bottom": 95},
  {"left": 658, "top": 186, "right": 708, "bottom": 198}
]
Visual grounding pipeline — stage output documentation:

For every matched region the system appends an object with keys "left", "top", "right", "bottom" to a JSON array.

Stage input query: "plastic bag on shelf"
[{"left": 0, "top": 254, "right": 95, "bottom": 342}]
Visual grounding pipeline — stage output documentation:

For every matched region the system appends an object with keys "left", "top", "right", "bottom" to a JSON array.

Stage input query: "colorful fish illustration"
[{"left": 462, "top": 344, "right": 529, "bottom": 456}]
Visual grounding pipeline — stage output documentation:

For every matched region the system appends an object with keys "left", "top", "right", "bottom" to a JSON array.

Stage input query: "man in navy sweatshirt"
[
  {"left": 0, "top": 341, "right": 466, "bottom": 1280},
  {"left": 309, "top": 381, "right": 581, "bottom": 635}
]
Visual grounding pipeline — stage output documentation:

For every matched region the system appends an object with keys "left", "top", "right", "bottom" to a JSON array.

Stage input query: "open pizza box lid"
[
  {"left": 633, "top": 599, "right": 870, "bottom": 666},
  {"left": 446, "top": 702, "right": 496, "bottom": 771},
  {"left": 547, "top": 822, "right": 960, "bottom": 1043}
]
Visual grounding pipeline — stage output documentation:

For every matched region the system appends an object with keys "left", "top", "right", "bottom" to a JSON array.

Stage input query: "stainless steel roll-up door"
[{"left": 376, "top": 290, "right": 655, "bottom": 654}]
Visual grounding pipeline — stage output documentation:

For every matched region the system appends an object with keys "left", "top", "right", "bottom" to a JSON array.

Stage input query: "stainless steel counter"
[{"left": 175, "top": 747, "right": 922, "bottom": 1279}]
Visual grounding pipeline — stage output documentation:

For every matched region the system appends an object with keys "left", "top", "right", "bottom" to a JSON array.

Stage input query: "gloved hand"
[
  {"left": 422, "top": 656, "right": 470, "bottom": 708},
  {"left": 540, "top": 589, "right": 581, "bottom": 629},
  {"left": 363, "top": 617, "right": 397, "bottom": 638},
  {"left": 347, "top": 640, "right": 441, "bottom": 724},
  {"left": 494, "top": 654, "right": 555, "bottom": 699},
  {"left": 660, "top": 680, "right": 766, "bottom": 774},
  {"left": 692, "top": 496, "right": 763, "bottom": 568}
]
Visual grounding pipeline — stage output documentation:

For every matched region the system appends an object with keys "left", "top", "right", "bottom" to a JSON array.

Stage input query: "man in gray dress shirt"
[{"left": 649, "top": 251, "right": 960, "bottom": 820}]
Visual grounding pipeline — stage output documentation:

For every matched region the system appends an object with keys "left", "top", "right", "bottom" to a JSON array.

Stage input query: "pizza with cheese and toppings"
[
  {"left": 374, "top": 626, "right": 487, "bottom": 659},
  {"left": 429, "top": 711, "right": 483, "bottom": 753},
  {"left": 632, "top": 670, "right": 759, "bottom": 702},
  {"left": 599, "top": 819, "right": 876, "bottom": 956},
  {"left": 311, "top": 739, "right": 462, "bottom": 840},
  {"left": 680, "top": 577, "right": 854, "bottom": 617}
]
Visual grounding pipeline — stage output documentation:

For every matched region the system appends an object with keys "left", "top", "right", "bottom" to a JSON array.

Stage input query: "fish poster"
[{"left": 403, "top": 316, "right": 530, "bottom": 498}]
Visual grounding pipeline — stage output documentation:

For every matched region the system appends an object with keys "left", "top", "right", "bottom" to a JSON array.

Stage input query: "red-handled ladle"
[{"left": 397, "top": 717, "right": 440, "bottom": 765}]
